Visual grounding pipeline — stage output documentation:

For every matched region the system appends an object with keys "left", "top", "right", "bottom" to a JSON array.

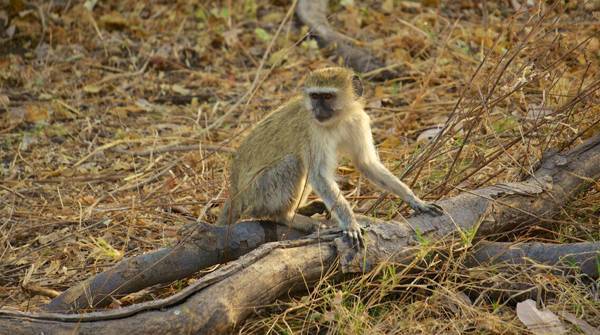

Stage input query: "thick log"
[{"left": 1, "top": 135, "right": 599, "bottom": 334}]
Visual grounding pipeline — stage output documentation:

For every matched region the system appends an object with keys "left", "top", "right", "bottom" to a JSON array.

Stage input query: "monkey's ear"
[{"left": 351, "top": 75, "right": 364, "bottom": 97}]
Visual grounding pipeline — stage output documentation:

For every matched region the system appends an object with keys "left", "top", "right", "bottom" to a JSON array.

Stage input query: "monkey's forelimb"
[
  {"left": 348, "top": 117, "right": 443, "bottom": 217},
  {"left": 308, "top": 169, "right": 363, "bottom": 247},
  {"left": 357, "top": 160, "right": 442, "bottom": 216}
]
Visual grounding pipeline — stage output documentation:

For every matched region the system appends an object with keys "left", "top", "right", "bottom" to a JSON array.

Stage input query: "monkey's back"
[{"left": 231, "top": 96, "right": 311, "bottom": 195}]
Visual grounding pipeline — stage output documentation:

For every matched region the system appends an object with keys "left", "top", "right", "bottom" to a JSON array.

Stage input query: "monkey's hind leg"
[
  {"left": 248, "top": 155, "right": 323, "bottom": 233},
  {"left": 282, "top": 213, "right": 327, "bottom": 233},
  {"left": 297, "top": 200, "right": 328, "bottom": 217}
]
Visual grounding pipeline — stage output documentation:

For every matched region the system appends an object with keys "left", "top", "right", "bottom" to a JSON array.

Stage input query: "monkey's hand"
[
  {"left": 409, "top": 200, "right": 444, "bottom": 216},
  {"left": 343, "top": 220, "right": 364, "bottom": 248}
]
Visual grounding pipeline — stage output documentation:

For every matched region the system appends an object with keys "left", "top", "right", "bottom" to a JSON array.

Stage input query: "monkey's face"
[
  {"left": 303, "top": 68, "right": 364, "bottom": 125},
  {"left": 307, "top": 90, "right": 340, "bottom": 123}
]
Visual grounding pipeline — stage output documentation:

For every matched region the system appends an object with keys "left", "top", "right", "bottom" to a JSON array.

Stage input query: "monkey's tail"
[{"left": 216, "top": 198, "right": 240, "bottom": 226}]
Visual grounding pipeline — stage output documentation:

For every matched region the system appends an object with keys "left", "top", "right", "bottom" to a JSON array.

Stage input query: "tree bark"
[{"left": 1, "top": 135, "right": 599, "bottom": 334}]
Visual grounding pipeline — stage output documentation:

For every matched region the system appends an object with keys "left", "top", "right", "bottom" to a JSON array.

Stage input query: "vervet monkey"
[{"left": 218, "top": 67, "right": 442, "bottom": 246}]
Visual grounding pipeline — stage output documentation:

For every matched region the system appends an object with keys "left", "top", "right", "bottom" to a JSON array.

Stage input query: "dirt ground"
[{"left": 1, "top": 0, "right": 599, "bottom": 333}]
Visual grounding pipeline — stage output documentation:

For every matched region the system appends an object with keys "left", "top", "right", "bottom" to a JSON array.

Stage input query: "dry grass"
[{"left": 0, "top": 0, "right": 599, "bottom": 333}]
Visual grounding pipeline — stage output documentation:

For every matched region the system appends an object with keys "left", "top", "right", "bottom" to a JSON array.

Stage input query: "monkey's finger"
[
  {"left": 426, "top": 203, "right": 444, "bottom": 216},
  {"left": 342, "top": 230, "right": 352, "bottom": 240},
  {"left": 351, "top": 234, "right": 361, "bottom": 249},
  {"left": 352, "top": 229, "right": 365, "bottom": 249},
  {"left": 356, "top": 230, "right": 365, "bottom": 249},
  {"left": 344, "top": 229, "right": 362, "bottom": 249}
]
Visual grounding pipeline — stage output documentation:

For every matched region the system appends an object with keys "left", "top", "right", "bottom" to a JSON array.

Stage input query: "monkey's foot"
[
  {"left": 410, "top": 201, "right": 444, "bottom": 216},
  {"left": 297, "top": 200, "right": 329, "bottom": 217},
  {"left": 288, "top": 214, "right": 327, "bottom": 233}
]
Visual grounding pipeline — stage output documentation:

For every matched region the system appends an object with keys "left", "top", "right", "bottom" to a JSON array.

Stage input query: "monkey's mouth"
[{"left": 315, "top": 115, "right": 332, "bottom": 122}]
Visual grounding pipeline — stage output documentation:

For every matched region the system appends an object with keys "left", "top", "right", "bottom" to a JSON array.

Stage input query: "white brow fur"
[{"left": 304, "top": 87, "right": 339, "bottom": 94}]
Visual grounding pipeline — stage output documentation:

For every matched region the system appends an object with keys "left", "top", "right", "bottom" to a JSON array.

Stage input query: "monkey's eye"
[{"left": 309, "top": 92, "right": 335, "bottom": 100}]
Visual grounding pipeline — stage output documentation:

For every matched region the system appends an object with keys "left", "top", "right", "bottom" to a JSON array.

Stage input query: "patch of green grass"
[
  {"left": 490, "top": 115, "right": 518, "bottom": 133},
  {"left": 254, "top": 28, "right": 272, "bottom": 42}
]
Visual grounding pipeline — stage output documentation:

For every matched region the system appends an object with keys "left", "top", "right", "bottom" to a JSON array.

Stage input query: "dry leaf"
[
  {"left": 588, "top": 37, "right": 599, "bottom": 53},
  {"left": 6, "top": 106, "right": 25, "bottom": 125},
  {"left": 100, "top": 12, "right": 128, "bottom": 30},
  {"left": 422, "top": 0, "right": 440, "bottom": 7},
  {"left": 382, "top": 0, "right": 394, "bottom": 13},
  {"left": 374, "top": 86, "right": 385, "bottom": 98},
  {"left": 38, "top": 229, "right": 65, "bottom": 245},
  {"left": 268, "top": 49, "right": 287, "bottom": 66},
  {"left": 559, "top": 311, "right": 600, "bottom": 335},
  {"left": 338, "top": 6, "right": 361, "bottom": 35},
  {"left": 0, "top": 94, "right": 9, "bottom": 106},
  {"left": 83, "top": 84, "right": 102, "bottom": 94},
  {"left": 135, "top": 98, "right": 155, "bottom": 112},
  {"left": 527, "top": 104, "right": 554, "bottom": 120},
  {"left": 19, "top": 133, "right": 38, "bottom": 151},
  {"left": 79, "top": 195, "right": 96, "bottom": 205},
  {"left": 171, "top": 84, "right": 192, "bottom": 95},
  {"left": 112, "top": 160, "right": 130, "bottom": 171},
  {"left": 83, "top": 0, "right": 97, "bottom": 11},
  {"left": 340, "top": 0, "right": 354, "bottom": 7},
  {"left": 367, "top": 99, "right": 382, "bottom": 108},
  {"left": 24, "top": 104, "right": 49, "bottom": 123},
  {"left": 51, "top": 100, "right": 78, "bottom": 119},
  {"left": 399, "top": 1, "right": 422, "bottom": 11},
  {"left": 21, "top": 264, "right": 36, "bottom": 287},
  {"left": 417, "top": 125, "right": 444, "bottom": 144},
  {"left": 516, "top": 299, "right": 567, "bottom": 335},
  {"left": 261, "top": 11, "right": 284, "bottom": 24},
  {"left": 222, "top": 28, "right": 241, "bottom": 47},
  {"left": 44, "top": 260, "right": 61, "bottom": 276},
  {"left": 109, "top": 105, "right": 145, "bottom": 117},
  {"left": 549, "top": 77, "right": 573, "bottom": 107},
  {"left": 379, "top": 136, "right": 403, "bottom": 150}
]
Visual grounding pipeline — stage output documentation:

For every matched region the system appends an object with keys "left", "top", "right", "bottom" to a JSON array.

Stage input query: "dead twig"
[{"left": 111, "top": 143, "right": 234, "bottom": 156}]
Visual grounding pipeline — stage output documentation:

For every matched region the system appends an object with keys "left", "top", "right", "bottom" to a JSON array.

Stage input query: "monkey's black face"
[{"left": 308, "top": 92, "right": 337, "bottom": 122}]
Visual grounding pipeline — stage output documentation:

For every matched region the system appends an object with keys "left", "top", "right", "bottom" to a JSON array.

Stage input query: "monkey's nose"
[{"left": 315, "top": 109, "right": 333, "bottom": 122}]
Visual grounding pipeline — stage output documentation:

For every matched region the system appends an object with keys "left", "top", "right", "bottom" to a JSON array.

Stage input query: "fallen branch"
[
  {"left": 296, "top": 0, "right": 399, "bottom": 80},
  {"left": 44, "top": 221, "right": 306, "bottom": 312},
  {"left": 149, "top": 93, "right": 213, "bottom": 105},
  {"left": 462, "top": 241, "right": 600, "bottom": 303},
  {"left": 469, "top": 241, "right": 600, "bottom": 279},
  {"left": 111, "top": 143, "right": 235, "bottom": 156},
  {"left": 1, "top": 134, "right": 598, "bottom": 334}
]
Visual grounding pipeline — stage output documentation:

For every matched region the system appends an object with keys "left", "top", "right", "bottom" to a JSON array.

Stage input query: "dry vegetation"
[{"left": 1, "top": 0, "right": 599, "bottom": 334}]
